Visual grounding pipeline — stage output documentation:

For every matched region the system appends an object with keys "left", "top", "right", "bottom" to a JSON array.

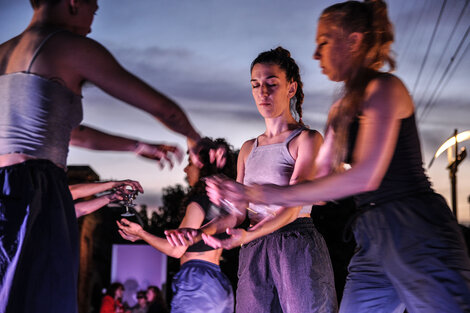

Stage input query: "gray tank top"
[
  {"left": 0, "top": 30, "right": 83, "bottom": 167},
  {"left": 243, "top": 127, "right": 312, "bottom": 222}
]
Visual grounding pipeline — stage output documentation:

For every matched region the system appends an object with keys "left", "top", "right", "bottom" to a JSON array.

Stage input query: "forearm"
[
  {"left": 70, "top": 125, "right": 138, "bottom": 151},
  {"left": 69, "top": 181, "right": 115, "bottom": 200},
  {"left": 75, "top": 196, "right": 111, "bottom": 217},
  {"left": 150, "top": 94, "right": 201, "bottom": 142},
  {"left": 139, "top": 229, "right": 187, "bottom": 258},
  {"left": 103, "top": 71, "right": 201, "bottom": 142},
  {"left": 269, "top": 167, "right": 374, "bottom": 207},
  {"left": 200, "top": 214, "right": 241, "bottom": 236},
  {"left": 243, "top": 206, "right": 301, "bottom": 244}
]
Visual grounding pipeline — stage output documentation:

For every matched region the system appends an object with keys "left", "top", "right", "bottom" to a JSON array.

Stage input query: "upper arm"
[
  {"left": 350, "top": 75, "right": 413, "bottom": 189},
  {"left": 178, "top": 201, "right": 206, "bottom": 229},
  {"left": 289, "top": 130, "right": 323, "bottom": 185},
  {"left": 236, "top": 139, "right": 255, "bottom": 183},
  {"left": 69, "top": 37, "right": 168, "bottom": 116}
]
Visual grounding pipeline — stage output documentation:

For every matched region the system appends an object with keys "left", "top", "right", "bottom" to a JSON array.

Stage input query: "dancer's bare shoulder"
[{"left": 364, "top": 73, "right": 413, "bottom": 119}]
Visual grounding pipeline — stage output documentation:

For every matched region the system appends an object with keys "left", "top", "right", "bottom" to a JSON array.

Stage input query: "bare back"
[{"left": 0, "top": 27, "right": 85, "bottom": 95}]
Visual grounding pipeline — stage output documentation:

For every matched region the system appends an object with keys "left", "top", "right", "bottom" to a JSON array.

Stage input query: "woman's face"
[
  {"left": 146, "top": 289, "right": 155, "bottom": 302},
  {"left": 313, "top": 20, "right": 351, "bottom": 82},
  {"left": 250, "top": 63, "right": 296, "bottom": 120},
  {"left": 115, "top": 286, "right": 123, "bottom": 299},
  {"left": 184, "top": 157, "right": 201, "bottom": 187}
]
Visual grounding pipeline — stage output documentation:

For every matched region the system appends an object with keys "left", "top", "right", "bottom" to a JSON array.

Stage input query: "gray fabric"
[
  {"left": 243, "top": 127, "right": 311, "bottom": 219},
  {"left": 236, "top": 218, "right": 337, "bottom": 313},
  {"left": 340, "top": 193, "right": 470, "bottom": 313},
  {"left": 0, "top": 30, "right": 83, "bottom": 167}
]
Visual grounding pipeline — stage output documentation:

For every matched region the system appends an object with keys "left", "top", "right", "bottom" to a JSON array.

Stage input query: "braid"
[{"left": 251, "top": 46, "right": 305, "bottom": 125}]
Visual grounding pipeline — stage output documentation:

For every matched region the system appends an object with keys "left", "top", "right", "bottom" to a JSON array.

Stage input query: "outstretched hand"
[
  {"left": 135, "top": 141, "right": 183, "bottom": 169},
  {"left": 188, "top": 138, "right": 228, "bottom": 169},
  {"left": 202, "top": 228, "right": 247, "bottom": 250},
  {"left": 165, "top": 228, "right": 202, "bottom": 247},
  {"left": 205, "top": 175, "right": 275, "bottom": 208},
  {"left": 205, "top": 175, "right": 249, "bottom": 208},
  {"left": 117, "top": 218, "right": 143, "bottom": 242}
]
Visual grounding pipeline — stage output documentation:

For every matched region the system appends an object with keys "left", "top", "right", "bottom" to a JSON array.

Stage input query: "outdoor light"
[{"left": 428, "top": 129, "right": 469, "bottom": 216}]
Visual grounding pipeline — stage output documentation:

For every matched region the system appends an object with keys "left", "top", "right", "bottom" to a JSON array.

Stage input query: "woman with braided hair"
[
  {"left": 173, "top": 47, "right": 337, "bottom": 313},
  {"left": 206, "top": 1, "right": 470, "bottom": 312}
]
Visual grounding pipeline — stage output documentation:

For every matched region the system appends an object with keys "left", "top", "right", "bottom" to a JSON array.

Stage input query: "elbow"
[{"left": 361, "top": 177, "right": 381, "bottom": 193}]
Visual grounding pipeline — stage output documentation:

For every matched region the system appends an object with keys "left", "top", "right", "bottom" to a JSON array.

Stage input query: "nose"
[
  {"left": 184, "top": 165, "right": 189, "bottom": 173},
  {"left": 313, "top": 47, "right": 320, "bottom": 60},
  {"left": 259, "top": 84, "right": 269, "bottom": 97}
]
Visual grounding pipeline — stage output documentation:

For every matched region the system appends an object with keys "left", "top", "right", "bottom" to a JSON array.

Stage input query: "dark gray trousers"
[{"left": 236, "top": 218, "right": 337, "bottom": 313}]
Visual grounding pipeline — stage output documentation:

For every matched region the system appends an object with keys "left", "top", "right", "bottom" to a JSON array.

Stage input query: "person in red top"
[{"left": 100, "top": 282, "right": 126, "bottom": 313}]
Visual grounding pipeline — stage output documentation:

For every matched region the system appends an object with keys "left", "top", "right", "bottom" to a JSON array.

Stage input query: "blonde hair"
[{"left": 320, "top": 0, "right": 395, "bottom": 171}]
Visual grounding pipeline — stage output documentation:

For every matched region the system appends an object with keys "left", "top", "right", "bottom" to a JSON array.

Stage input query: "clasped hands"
[{"left": 165, "top": 227, "right": 248, "bottom": 250}]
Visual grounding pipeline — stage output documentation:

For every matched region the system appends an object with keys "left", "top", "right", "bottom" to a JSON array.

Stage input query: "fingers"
[
  {"left": 165, "top": 230, "right": 190, "bottom": 247},
  {"left": 118, "top": 229, "right": 137, "bottom": 242},
  {"left": 209, "top": 147, "right": 227, "bottom": 169},
  {"left": 164, "top": 230, "right": 178, "bottom": 247},
  {"left": 201, "top": 233, "right": 223, "bottom": 249},
  {"left": 135, "top": 142, "right": 182, "bottom": 169}
]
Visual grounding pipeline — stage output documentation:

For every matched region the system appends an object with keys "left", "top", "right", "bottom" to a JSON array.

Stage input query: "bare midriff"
[
  {"left": 181, "top": 248, "right": 223, "bottom": 266},
  {"left": 0, "top": 153, "right": 65, "bottom": 169}
]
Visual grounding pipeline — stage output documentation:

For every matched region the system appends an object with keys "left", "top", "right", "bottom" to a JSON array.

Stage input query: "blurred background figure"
[
  {"left": 146, "top": 286, "right": 168, "bottom": 313},
  {"left": 131, "top": 290, "right": 148, "bottom": 313},
  {"left": 99, "top": 282, "right": 128, "bottom": 313}
]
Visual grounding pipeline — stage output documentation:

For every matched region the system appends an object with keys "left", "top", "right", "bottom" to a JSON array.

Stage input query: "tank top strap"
[
  {"left": 283, "top": 126, "right": 306, "bottom": 145},
  {"left": 253, "top": 137, "right": 259, "bottom": 148},
  {"left": 26, "top": 30, "right": 66, "bottom": 73}
]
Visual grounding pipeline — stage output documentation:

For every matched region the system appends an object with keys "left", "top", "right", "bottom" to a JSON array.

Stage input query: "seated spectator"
[
  {"left": 146, "top": 286, "right": 168, "bottom": 313},
  {"left": 100, "top": 282, "right": 126, "bottom": 313},
  {"left": 131, "top": 290, "right": 148, "bottom": 313}
]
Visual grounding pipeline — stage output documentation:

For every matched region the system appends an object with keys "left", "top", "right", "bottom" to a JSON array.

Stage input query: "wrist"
[{"left": 133, "top": 140, "right": 141, "bottom": 153}]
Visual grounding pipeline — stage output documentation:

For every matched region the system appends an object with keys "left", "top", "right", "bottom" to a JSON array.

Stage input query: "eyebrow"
[{"left": 251, "top": 75, "right": 280, "bottom": 82}]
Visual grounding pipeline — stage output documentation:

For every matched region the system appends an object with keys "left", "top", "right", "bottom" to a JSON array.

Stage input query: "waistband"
[
  {"left": 0, "top": 158, "right": 64, "bottom": 173},
  {"left": 180, "top": 259, "right": 221, "bottom": 271},
  {"left": 342, "top": 190, "right": 438, "bottom": 242},
  {"left": 269, "top": 217, "right": 314, "bottom": 235}
]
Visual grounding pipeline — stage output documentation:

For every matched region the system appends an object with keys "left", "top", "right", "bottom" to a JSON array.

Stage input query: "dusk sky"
[{"left": 1, "top": 0, "right": 469, "bottom": 222}]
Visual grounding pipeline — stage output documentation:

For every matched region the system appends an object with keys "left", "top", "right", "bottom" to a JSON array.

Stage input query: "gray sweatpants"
[{"left": 236, "top": 218, "right": 337, "bottom": 313}]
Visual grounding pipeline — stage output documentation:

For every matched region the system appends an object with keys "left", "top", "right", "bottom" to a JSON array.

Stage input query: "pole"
[{"left": 450, "top": 129, "right": 458, "bottom": 216}]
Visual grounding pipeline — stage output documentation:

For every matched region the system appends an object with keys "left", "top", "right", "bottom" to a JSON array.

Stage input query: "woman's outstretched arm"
[
  {"left": 208, "top": 75, "right": 413, "bottom": 207},
  {"left": 70, "top": 125, "right": 183, "bottom": 168},
  {"left": 66, "top": 34, "right": 201, "bottom": 143},
  {"left": 117, "top": 201, "right": 205, "bottom": 259}
]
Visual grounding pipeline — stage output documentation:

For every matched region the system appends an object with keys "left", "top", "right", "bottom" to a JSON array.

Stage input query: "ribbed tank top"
[
  {"left": 0, "top": 30, "right": 83, "bottom": 167},
  {"left": 347, "top": 113, "right": 432, "bottom": 208},
  {"left": 243, "top": 127, "right": 311, "bottom": 222}
]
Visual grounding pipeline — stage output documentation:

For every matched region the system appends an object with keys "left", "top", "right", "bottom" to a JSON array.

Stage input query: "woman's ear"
[
  {"left": 68, "top": 0, "right": 80, "bottom": 15},
  {"left": 348, "top": 32, "right": 364, "bottom": 54},
  {"left": 288, "top": 81, "right": 297, "bottom": 98}
]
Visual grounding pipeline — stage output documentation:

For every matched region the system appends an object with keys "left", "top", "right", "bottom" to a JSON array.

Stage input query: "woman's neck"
[
  {"left": 263, "top": 115, "right": 299, "bottom": 138},
  {"left": 27, "top": 4, "right": 73, "bottom": 33}
]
